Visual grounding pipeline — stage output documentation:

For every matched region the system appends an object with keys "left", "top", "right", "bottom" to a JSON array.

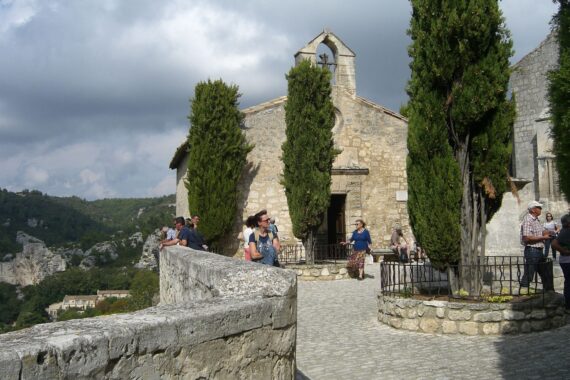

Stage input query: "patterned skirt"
[{"left": 347, "top": 250, "right": 366, "bottom": 276}]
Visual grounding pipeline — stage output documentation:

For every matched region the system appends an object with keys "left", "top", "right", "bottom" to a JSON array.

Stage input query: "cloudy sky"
[{"left": 0, "top": 0, "right": 558, "bottom": 200}]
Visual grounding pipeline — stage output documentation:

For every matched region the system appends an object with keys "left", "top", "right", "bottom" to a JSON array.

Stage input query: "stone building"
[
  {"left": 46, "top": 290, "right": 130, "bottom": 320},
  {"left": 485, "top": 32, "right": 569, "bottom": 255},
  {"left": 170, "top": 30, "right": 409, "bottom": 250}
]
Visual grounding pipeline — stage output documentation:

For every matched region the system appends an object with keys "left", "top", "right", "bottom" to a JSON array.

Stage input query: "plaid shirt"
[{"left": 520, "top": 212, "right": 544, "bottom": 248}]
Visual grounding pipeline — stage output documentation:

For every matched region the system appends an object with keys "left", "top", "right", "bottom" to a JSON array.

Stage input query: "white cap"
[{"left": 527, "top": 200, "right": 543, "bottom": 210}]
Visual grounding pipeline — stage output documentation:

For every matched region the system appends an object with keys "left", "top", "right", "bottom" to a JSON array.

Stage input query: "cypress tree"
[
  {"left": 548, "top": 0, "right": 570, "bottom": 201},
  {"left": 406, "top": 1, "right": 515, "bottom": 287},
  {"left": 186, "top": 79, "right": 253, "bottom": 245},
  {"left": 282, "top": 60, "right": 339, "bottom": 263}
]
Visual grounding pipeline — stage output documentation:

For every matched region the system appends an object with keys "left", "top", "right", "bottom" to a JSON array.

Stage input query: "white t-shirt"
[
  {"left": 243, "top": 227, "right": 254, "bottom": 249},
  {"left": 543, "top": 220, "right": 559, "bottom": 233}
]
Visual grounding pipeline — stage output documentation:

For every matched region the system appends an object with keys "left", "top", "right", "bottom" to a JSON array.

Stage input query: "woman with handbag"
[{"left": 343, "top": 219, "right": 372, "bottom": 280}]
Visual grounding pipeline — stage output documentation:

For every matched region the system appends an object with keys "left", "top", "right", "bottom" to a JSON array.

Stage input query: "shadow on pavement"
[
  {"left": 295, "top": 369, "right": 311, "bottom": 380},
  {"left": 494, "top": 314, "right": 570, "bottom": 379}
]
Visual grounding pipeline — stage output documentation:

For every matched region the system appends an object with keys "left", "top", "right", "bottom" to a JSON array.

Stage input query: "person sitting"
[
  {"left": 248, "top": 210, "right": 280, "bottom": 266},
  {"left": 391, "top": 227, "right": 409, "bottom": 262}
]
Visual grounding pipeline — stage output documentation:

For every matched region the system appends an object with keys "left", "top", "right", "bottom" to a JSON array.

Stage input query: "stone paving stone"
[{"left": 296, "top": 263, "right": 570, "bottom": 380}]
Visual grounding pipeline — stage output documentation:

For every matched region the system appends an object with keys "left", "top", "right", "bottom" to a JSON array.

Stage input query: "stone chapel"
[{"left": 170, "top": 30, "right": 410, "bottom": 249}]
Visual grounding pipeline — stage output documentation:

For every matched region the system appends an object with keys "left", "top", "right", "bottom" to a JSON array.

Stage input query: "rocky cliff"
[
  {"left": 135, "top": 229, "right": 160, "bottom": 270},
  {"left": 0, "top": 232, "right": 66, "bottom": 286}
]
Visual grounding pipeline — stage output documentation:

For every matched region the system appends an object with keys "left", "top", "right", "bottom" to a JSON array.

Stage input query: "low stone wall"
[
  {"left": 283, "top": 263, "right": 349, "bottom": 281},
  {"left": 0, "top": 247, "right": 297, "bottom": 379},
  {"left": 378, "top": 293, "right": 566, "bottom": 335}
]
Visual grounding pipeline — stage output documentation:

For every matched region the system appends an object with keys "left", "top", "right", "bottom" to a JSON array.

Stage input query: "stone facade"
[
  {"left": 0, "top": 246, "right": 297, "bottom": 379},
  {"left": 171, "top": 30, "right": 409, "bottom": 252},
  {"left": 486, "top": 32, "right": 568, "bottom": 256},
  {"left": 378, "top": 292, "right": 566, "bottom": 335}
]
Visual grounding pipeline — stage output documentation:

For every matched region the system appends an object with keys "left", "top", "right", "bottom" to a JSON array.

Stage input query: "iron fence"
[
  {"left": 380, "top": 256, "right": 554, "bottom": 301},
  {"left": 280, "top": 243, "right": 353, "bottom": 264}
]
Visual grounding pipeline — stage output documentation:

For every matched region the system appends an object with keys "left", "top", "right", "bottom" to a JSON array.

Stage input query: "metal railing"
[
  {"left": 380, "top": 256, "right": 554, "bottom": 301},
  {"left": 280, "top": 243, "right": 353, "bottom": 265}
]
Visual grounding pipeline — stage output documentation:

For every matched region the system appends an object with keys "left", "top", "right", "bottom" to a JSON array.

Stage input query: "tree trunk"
[
  {"left": 457, "top": 142, "right": 473, "bottom": 293},
  {"left": 304, "top": 229, "right": 316, "bottom": 265},
  {"left": 457, "top": 140, "right": 487, "bottom": 296}
]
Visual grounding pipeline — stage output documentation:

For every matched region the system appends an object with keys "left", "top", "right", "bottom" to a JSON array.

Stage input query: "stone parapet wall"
[
  {"left": 284, "top": 263, "right": 349, "bottom": 281},
  {"left": 0, "top": 246, "right": 297, "bottom": 379},
  {"left": 378, "top": 293, "right": 566, "bottom": 335}
]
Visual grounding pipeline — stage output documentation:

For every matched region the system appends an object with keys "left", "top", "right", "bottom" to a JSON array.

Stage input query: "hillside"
[{"left": 0, "top": 188, "right": 176, "bottom": 257}]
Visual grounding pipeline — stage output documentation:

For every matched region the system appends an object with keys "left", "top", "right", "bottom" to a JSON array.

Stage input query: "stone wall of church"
[
  {"left": 235, "top": 91, "right": 409, "bottom": 250},
  {"left": 510, "top": 32, "right": 557, "bottom": 181}
]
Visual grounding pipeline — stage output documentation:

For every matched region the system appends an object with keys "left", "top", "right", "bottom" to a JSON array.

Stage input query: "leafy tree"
[
  {"left": 548, "top": 0, "right": 570, "bottom": 201},
  {"left": 186, "top": 79, "right": 253, "bottom": 244},
  {"left": 15, "top": 311, "right": 45, "bottom": 329},
  {"left": 282, "top": 60, "right": 339, "bottom": 263},
  {"left": 128, "top": 270, "right": 159, "bottom": 310},
  {"left": 406, "top": 1, "right": 515, "bottom": 288},
  {"left": 0, "top": 283, "right": 21, "bottom": 325}
]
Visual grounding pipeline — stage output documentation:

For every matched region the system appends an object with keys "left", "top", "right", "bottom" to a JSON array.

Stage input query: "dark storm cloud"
[{"left": 0, "top": 0, "right": 558, "bottom": 199}]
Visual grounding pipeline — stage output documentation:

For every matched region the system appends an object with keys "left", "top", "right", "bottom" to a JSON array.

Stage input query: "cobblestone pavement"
[{"left": 296, "top": 263, "right": 570, "bottom": 380}]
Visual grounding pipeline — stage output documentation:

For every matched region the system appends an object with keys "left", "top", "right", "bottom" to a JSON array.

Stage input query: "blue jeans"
[
  {"left": 560, "top": 263, "right": 570, "bottom": 308},
  {"left": 520, "top": 246, "right": 552, "bottom": 290},
  {"left": 257, "top": 245, "right": 280, "bottom": 267},
  {"left": 544, "top": 238, "right": 557, "bottom": 259}
]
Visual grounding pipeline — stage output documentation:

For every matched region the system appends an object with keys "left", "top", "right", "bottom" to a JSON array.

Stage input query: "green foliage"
[
  {"left": 0, "top": 188, "right": 175, "bottom": 256},
  {"left": 0, "top": 283, "right": 21, "bottom": 325},
  {"left": 95, "top": 297, "right": 131, "bottom": 315},
  {"left": 1, "top": 267, "right": 157, "bottom": 331},
  {"left": 486, "top": 295, "right": 513, "bottom": 303},
  {"left": 15, "top": 311, "right": 45, "bottom": 329},
  {"left": 406, "top": 0, "right": 515, "bottom": 269},
  {"left": 548, "top": 0, "right": 570, "bottom": 201},
  {"left": 128, "top": 270, "right": 159, "bottom": 310},
  {"left": 282, "top": 60, "right": 339, "bottom": 241},
  {"left": 186, "top": 79, "right": 253, "bottom": 244},
  {"left": 399, "top": 102, "right": 410, "bottom": 118}
]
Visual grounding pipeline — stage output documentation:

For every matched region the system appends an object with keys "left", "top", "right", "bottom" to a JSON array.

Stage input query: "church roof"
[
  {"left": 169, "top": 141, "right": 189, "bottom": 169},
  {"left": 241, "top": 96, "right": 287, "bottom": 115},
  {"left": 169, "top": 92, "right": 406, "bottom": 170},
  {"left": 512, "top": 31, "right": 557, "bottom": 70},
  {"left": 354, "top": 95, "right": 407, "bottom": 122},
  {"left": 240, "top": 93, "right": 406, "bottom": 122}
]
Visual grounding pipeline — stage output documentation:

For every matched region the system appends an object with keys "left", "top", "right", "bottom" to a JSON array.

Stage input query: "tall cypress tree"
[
  {"left": 548, "top": 0, "right": 570, "bottom": 201},
  {"left": 407, "top": 1, "right": 515, "bottom": 287},
  {"left": 282, "top": 60, "right": 338, "bottom": 263},
  {"left": 186, "top": 79, "right": 253, "bottom": 245}
]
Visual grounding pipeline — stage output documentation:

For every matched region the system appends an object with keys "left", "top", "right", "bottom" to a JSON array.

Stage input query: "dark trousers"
[{"left": 521, "top": 246, "right": 553, "bottom": 290}]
